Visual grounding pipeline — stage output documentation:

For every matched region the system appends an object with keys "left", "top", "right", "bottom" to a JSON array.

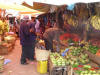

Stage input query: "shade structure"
[
  {"left": 19, "top": 12, "right": 44, "bottom": 14},
  {"left": 32, "top": 0, "right": 100, "bottom": 5},
  {"left": 19, "top": 11, "right": 44, "bottom": 17},
  {"left": 0, "top": 2, "right": 40, "bottom": 12},
  {"left": 1, "top": 0, "right": 100, "bottom": 6}
]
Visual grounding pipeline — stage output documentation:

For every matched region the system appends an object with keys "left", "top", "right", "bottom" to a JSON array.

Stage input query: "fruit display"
[
  {"left": 82, "top": 42, "right": 99, "bottom": 54},
  {"left": 50, "top": 52, "right": 66, "bottom": 66},
  {"left": 67, "top": 16, "right": 78, "bottom": 27},
  {"left": 0, "top": 56, "right": 4, "bottom": 72},
  {"left": 0, "top": 20, "right": 9, "bottom": 35},
  {"left": 50, "top": 39, "right": 100, "bottom": 74},
  {"left": 80, "top": 70, "right": 100, "bottom": 75},
  {"left": 96, "top": 49, "right": 100, "bottom": 56},
  {"left": 74, "top": 64, "right": 100, "bottom": 75},
  {"left": 88, "top": 45, "right": 99, "bottom": 54},
  {"left": 91, "top": 15, "right": 100, "bottom": 30},
  {"left": 65, "top": 46, "right": 90, "bottom": 66}
]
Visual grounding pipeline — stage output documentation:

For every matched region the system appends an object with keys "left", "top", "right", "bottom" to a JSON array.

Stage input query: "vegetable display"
[
  {"left": 65, "top": 46, "right": 90, "bottom": 66},
  {"left": 50, "top": 39, "right": 100, "bottom": 75},
  {"left": 50, "top": 53, "right": 66, "bottom": 66}
]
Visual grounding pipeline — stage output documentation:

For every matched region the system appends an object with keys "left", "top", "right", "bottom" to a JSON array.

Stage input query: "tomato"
[
  {"left": 78, "top": 65, "right": 83, "bottom": 68},
  {"left": 73, "top": 68, "right": 78, "bottom": 70},
  {"left": 90, "top": 68, "right": 95, "bottom": 71},
  {"left": 93, "top": 67, "right": 99, "bottom": 70}
]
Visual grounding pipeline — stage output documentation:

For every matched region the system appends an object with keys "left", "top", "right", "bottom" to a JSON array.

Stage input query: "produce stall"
[
  {"left": 0, "top": 56, "right": 4, "bottom": 73},
  {"left": 49, "top": 38, "right": 100, "bottom": 75},
  {"left": 0, "top": 32, "right": 17, "bottom": 55},
  {"left": 37, "top": 3, "right": 100, "bottom": 73}
]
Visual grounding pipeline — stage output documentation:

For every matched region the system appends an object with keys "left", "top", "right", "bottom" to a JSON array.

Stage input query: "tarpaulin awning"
[
  {"left": 19, "top": 11, "right": 44, "bottom": 16},
  {"left": 0, "top": 0, "right": 100, "bottom": 5},
  {"left": 32, "top": 0, "right": 100, "bottom": 5},
  {"left": 0, "top": 2, "right": 40, "bottom": 12},
  {"left": 22, "top": 2, "right": 52, "bottom": 12}
]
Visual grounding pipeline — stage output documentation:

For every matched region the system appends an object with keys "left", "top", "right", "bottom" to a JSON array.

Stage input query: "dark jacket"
[{"left": 19, "top": 20, "right": 36, "bottom": 46}]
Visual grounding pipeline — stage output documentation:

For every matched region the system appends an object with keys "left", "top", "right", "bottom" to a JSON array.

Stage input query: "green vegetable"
[
  {"left": 89, "top": 45, "right": 99, "bottom": 54},
  {"left": 75, "top": 70, "right": 82, "bottom": 74},
  {"left": 83, "top": 65, "right": 91, "bottom": 69}
]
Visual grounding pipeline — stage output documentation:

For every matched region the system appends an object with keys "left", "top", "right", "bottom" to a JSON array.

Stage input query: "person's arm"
[
  {"left": 60, "top": 40, "right": 68, "bottom": 47},
  {"left": 29, "top": 22, "right": 37, "bottom": 36},
  {"left": 53, "top": 40, "right": 68, "bottom": 47}
]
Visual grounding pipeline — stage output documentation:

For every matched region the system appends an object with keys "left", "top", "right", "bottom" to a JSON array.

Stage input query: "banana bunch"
[
  {"left": 91, "top": 16, "right": 100, "bottom": 30},
  {"left": 67, "top": 17, "right": 78, "bottom": 27},
  {"left": 0, "top": 20, "right": 9, "bottom": 35}
]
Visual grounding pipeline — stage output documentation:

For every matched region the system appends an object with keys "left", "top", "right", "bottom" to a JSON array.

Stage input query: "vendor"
[
  {"left": 43, "top": 27, "right": 68, "bottom": 52},
  {"left": 43, "top": 6, "right": 67, "bottom": 52}
]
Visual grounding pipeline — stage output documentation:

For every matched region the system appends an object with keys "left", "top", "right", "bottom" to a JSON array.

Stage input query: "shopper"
[
  {"left": 19, "top": 15, "right": 36, "bottom": 65},
  {"left": 15, "top": 16, "right": 21, "bottom": 37},
  {"left": 35, "top": 18, "right": 40, "bottom": 33}
]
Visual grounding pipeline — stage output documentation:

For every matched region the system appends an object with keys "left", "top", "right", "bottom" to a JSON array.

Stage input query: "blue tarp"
[{"left": 67, "top": 4, "right": 75, "bottom": 10}]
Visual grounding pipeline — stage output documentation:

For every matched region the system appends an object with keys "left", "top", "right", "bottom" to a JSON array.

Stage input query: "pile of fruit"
[
  {"left": 91, "top": 15, "right": 100, "bottom": 30},
  {"left": 0, "top": 20, "right": 9, "bottom": 35},
  {"left": 82, "top": 41, "right": 99, "bottom": 54},
  {"left": 50, "top": 53, "right": 66, "bottom": 66},
  {"left": 74, "top": 64, "right": 100, "bottom": 75},
  {"left": 80, "top": 70, "right": 100, "bottom": 75},
  {"left": 65, "top": 46, "right": 90, "bottom": 67},
  {"left": 0, "top": 56, "right": 4, "bottom": 72}
]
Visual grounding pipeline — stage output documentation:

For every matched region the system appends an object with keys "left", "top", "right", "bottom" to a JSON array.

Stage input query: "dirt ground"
[{"left": 0, "top": 39, "right": 48, "bottom": 75}]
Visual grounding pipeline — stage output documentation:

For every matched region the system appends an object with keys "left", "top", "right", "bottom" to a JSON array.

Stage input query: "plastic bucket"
[{"left": 37, "top": 60, "right": 47, "bottom": 74}]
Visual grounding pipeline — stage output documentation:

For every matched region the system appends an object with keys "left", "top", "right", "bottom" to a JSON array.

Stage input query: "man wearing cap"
[{"left": 19, "top": 15, "right": 36, "bottom": 64}]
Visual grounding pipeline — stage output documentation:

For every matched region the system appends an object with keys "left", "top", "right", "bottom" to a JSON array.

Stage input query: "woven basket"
[{"left": 35, "top": 48, "right": 50, "bottom": 61}]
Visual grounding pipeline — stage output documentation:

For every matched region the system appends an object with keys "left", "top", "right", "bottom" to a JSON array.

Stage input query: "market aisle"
[{"left": 1, "top": 39, "right": 48, "bottom": 75}]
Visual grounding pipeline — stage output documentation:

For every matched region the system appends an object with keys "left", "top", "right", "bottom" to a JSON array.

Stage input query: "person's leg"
[
  {"left": 44, "top": 39, "right": 53, "bottom": 52},
  {"left": 28, "top": 42, "right": 36, "bottom": 61},
  {"left": 20, "top": 45, "right": 28, "bottom": 64},
  {"left": 49, "top": 42, "right": 53, "bottom": 52},
  {"left": 44, "top": 39, "right": 50, "bottom": 50}
]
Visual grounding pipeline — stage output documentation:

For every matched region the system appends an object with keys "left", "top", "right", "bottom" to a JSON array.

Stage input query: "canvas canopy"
[
  {"left": 0, "top": 2, "right": 40, "bottom": 12},
  {"left": 0, "top": 0, "right": 100, "bottom": 5}
]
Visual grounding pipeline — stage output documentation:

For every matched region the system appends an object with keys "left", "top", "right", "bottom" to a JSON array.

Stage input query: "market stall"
[
  {"left": 49, "top": 39, "right": 100, "bottom": 75},
  {"left": 34, "top": 2, "right": 100, "bottom": 75},
  {"left": 0, "top": 32, "right": 17, "bottom": 55},
  {"left": 0, "top": 0, "right": 100, "bottom": 74}
]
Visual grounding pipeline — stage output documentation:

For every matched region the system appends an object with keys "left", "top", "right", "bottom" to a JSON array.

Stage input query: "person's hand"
[
  {"left": 53, "top": 40, "right": 58, "bottom": 45},
  {"left": 64, "top": 44, "right": 68, "bottom": 47},
  {"left": 30, "top": 28, "right": 34, "bottom": 33}
]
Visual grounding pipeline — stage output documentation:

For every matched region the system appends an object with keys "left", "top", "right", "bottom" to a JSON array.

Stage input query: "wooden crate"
[
  {"left": 0, "top": 56, "right": 4, "bottom": 73},
  {"left": 84, "top": 50, "right": 100, "bottom": 65},
  {"left": 48, "top": 58, "right": 78, "bottom": 75},
  {"left": 0, "top": 43, "right": 13, "bottom": 55},
  {"left": 49, "top": 59, "right": 68, "bottom": 75}
]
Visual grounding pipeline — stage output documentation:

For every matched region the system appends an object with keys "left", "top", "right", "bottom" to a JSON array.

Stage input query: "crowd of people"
[
  {"left": 0, "top": 6, "right": 70, "bottom": 65},
  {"left": 18, "top": 7, "right": 69, "bottom": 65}
]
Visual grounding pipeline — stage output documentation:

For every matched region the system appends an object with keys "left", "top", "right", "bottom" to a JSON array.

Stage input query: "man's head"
[
  {"left": 23, "top": 15, "right": 29, "bottom": 21},
  {"left": 31, "top": 17, "right": 35, "bottom": 21}
]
